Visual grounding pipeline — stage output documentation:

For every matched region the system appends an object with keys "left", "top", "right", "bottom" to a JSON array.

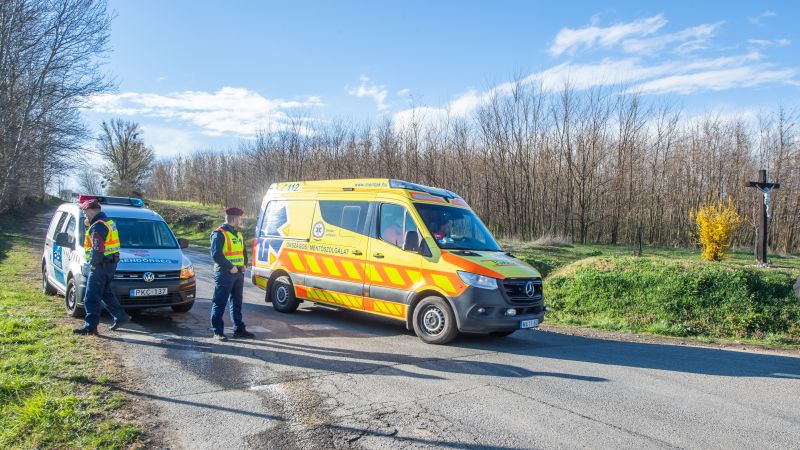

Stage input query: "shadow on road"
[
  {"left": 453, "top": 331, "right": 800, "bottom": 379},
  {"left": 114, "top": 295, "right": 799, "bottom": 383}
]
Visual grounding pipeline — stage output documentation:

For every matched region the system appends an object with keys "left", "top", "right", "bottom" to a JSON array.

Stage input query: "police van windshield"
[
  {"left": 112, "top": 218, "right": 179, "bottom": 249},
  {"left": 413, "top": 203, "right": 501, "bottom": 252}
]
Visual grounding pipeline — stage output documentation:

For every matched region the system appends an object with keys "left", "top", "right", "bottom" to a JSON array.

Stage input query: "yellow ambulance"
[{"left": 251, "top": 179, "right": 545, "bottom": 344}]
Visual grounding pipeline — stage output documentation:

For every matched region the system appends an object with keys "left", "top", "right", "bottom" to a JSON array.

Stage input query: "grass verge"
[
  {"left": 544, "top": 256, "right": 800, "bottom": 347},
  {"left": 0, "top": 213, "right": 143, "bottom": 449}
]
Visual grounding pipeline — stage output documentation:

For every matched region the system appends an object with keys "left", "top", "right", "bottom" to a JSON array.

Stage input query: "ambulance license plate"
[
  {"left": 130, "top": 288, "right": 168, "bottom": 297},
  {"left": 520, "top": 319, "right": 539, "bottom": 329}
]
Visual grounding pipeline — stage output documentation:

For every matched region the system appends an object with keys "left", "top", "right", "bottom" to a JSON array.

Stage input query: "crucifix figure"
[{"left": 747, "top": 169, "right": 780, "bottom": 265}]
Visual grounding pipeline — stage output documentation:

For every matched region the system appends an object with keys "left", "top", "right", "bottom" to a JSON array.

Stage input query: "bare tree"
[
  {"left": 0, "top": 0, "right": 112, "bottom": 211},
  {"left": 95, "top": 119, "right": 154, "bottom": 196}
]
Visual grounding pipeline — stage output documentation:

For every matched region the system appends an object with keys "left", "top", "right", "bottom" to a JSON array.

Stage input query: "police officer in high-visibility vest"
[
  {"left": 73, "top": 199, "right": 131, "bottom": 335},
  {"left": 210, "top": 207, "right": 254, "bottom": 340}
]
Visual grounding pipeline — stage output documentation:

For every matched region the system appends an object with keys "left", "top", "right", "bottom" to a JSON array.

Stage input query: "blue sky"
[{"left": 83, "top": 1, "right": 800, "bottom": 158}]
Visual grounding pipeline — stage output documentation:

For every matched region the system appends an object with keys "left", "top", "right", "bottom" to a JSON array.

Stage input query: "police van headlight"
[
  {"left": 180, "top": 265, "right": 195, "bottom": 279},
  {"left": 457, "top": 271, "right": 498, "bottom": 290}
]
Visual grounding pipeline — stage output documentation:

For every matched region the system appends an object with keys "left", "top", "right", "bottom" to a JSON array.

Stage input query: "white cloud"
[
  {"left": 396, "top": 88, "right": 411, "bottom": 96},
  {"left": 550, "top": 14, "right": 666, "bottom": 56},
  {"left": 139, "top": 125, "right": 201, "bottom": 158},
  {"left": 88, "top": 87, "right": 324, "bottom": 137},
  {"left": 346, "top": 76, "right": 389, "bottom": 110},
  {"left": 748, "top": 11, "right": 776, "bottom": 25},
  {"left": 634, "top": 66, "right": 796, "bottom": 94},
  {"left": 393, "top": 51, "right": 796, "bottom": 129},
  {"left": 622, "top": 22, "right": 722, "bottom": 54},
  {"left": 393, "top": 13, "right": 796, "bottom": 129},
  {"left": 748, "top": 38, "right": 791, "bottom": 48}
]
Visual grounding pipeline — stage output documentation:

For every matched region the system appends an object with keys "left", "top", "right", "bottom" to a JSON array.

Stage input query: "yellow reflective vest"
[
  {"left": 216, "top": 227, "right": 245, "bottom": 267},
  {"left": 84, "top": 219, "right": 121, "bottom": 260}
]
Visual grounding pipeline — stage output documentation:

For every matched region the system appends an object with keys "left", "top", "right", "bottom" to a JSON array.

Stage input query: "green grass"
[
  {"left": 0, "top": 216, "right": 142, "bottom": 449},
  {"left": 540, "top": 255, "right": 800, "bottom": 346},
  {"left": 148, "top": 199, "right": 257, "bottom": 250}
]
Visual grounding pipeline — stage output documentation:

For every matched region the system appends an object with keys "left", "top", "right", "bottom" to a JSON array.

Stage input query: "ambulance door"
[
  {"left": 364, "top": 200, "right": 424, "bottom": 320},
  {"left": 303, "top": 195, "right": 371, "bottom": 309}
]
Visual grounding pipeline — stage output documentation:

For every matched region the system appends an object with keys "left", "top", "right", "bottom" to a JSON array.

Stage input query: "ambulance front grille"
[{"left": 502, "top": 278, "right": 543, "bottom": 304}]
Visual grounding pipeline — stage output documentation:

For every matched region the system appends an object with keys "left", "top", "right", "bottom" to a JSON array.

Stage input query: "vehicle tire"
[
  {"left": 412, "top": 296, "right": 459, "bottom": 344},
  {"left": 490, "top": 330, "right": 516, "bottom": 337},
  {"left": 65, "top": 278, "right": 84, "bottom": 318},
  {"left": 42, "top": 262, "right": 57, "bottom": 295},
  {"left": 171, "top": 301, "right": 194, "bottom": 313},
  {"left": 270, "top": 275, "right": 299, "bottom": 313}
]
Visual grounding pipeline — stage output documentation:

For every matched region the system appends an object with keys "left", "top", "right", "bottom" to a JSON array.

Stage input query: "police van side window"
[
  {"left": 64, "top": 215, "right": 76, "bottom": 240},
  {"left": 261, "top": 201, "right": 288, "bottom": 237},
  {"left": 319, "top": 201, "right": 369, "bottom": 235},
  {"left": 50, "top": 212, "right": 67, "bottom": 239}
]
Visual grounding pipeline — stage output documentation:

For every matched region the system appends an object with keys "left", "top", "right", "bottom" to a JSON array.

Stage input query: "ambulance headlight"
[
  {"left": 457, "top": 271, "right": 498, "bottom": 290},
  {"left": 180, "top": 265, "right": 195, "bottom": 279}
]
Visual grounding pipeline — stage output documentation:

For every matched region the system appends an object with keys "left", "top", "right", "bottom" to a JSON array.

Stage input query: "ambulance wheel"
[
  {"left": 65, "top": 278, "right": 84, "bottom": 318},
  {"left": 271, "top": 276, "right": 299, "bottom": 313},
  {"left": 490, "top": 330, "right": 516, "bottom": 337},
  {"left": 171, "top": 302, "right": 194, "bottom": 313},
  {"left": 413, "top": 296, "right": 458, "bottom": 345},
  {"left": 42, "top": 262, "right": 56, "bottom": 295}
]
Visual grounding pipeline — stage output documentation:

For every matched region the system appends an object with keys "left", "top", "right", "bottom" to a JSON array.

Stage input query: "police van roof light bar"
[{"left": 72, "top": 193, "right": 144, "bottom": 208}]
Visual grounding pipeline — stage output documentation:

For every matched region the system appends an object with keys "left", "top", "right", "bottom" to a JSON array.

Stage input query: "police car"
[{"left": 41, "top": 195, "right": 197, "bottom": 317}]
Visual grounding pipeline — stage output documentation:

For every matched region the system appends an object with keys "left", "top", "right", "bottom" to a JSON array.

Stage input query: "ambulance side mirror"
[
  {"left": 178, "top": 238, "right": 189, "bottom": 249},
  {"left": 55, "top": 232, "right": 74, "bottom": 249},
  {"left": 403, "top": 230, "right": 420, "bottom": 253}
]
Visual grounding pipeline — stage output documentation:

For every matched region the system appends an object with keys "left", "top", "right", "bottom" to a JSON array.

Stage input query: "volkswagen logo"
[
  {"left": 524, "top": 281, "right": 535, "bottom": 298},
  {"left": 143, "top": 272, "right": 155, "bottom": 283}
]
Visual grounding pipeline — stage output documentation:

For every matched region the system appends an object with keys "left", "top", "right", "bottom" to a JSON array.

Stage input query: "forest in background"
[{"left": 146, "top": 82, "right": 799, "bottom": 253}]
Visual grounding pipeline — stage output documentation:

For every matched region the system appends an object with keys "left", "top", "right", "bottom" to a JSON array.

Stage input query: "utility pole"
[{"left": 746, "top": 169, "right": 780, "bottom": 265}]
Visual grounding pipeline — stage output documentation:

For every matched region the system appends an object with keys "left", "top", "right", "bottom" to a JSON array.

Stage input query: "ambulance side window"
[
  {"left": 379, "top": 204, "right": 419, "bottom": 249},
  {"left": 50, "top": 212, "right": 67, "bottom": 240},
  {"left": 261, "top": 201, "right": 287, "bottom": 237},
  {"left": 319, "top": 201, "right": 369, "bottom": 235}
]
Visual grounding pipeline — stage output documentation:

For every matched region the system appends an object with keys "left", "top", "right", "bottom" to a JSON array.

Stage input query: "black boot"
[{"left": 73, "top": 327, "right": 98, "bottom": 335}]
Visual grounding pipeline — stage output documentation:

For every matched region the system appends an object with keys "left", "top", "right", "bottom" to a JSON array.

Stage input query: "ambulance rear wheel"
[
  {"left": 413, "top": 296, "right": 458, "bottom": 345},
  {"left": 271, "top": 276, "right": 299, "bottom": 313},
  {"left": 65, "top": 278, "right": 84, "bottom": 318}
]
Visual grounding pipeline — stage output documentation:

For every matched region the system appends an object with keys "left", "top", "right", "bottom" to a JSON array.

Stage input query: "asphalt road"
[{"left": 82, "top": 246, "right": 800, "bottom": 449}]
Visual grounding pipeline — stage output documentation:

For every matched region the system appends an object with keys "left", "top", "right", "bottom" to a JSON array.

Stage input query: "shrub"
[{"left": 691, "top": 197, "right": 743, "bottom": 261}]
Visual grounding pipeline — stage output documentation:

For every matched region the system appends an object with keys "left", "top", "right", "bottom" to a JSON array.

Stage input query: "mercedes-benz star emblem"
[
  {"left": 524, "top": 281, "right": 535, "bottom": 298},
  {"left": 143, "top": 272, "right": 155, "bottom": 283}
]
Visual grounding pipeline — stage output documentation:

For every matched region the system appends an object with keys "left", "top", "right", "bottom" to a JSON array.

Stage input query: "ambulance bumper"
[{"left": 450, "top": 286, "right": 545, "bottom": 333}]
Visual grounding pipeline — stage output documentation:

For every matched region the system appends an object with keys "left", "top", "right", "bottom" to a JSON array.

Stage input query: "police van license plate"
[
  {"left": 520, "top": 319, "right": 539, "bottom": 329},
  {"left": 130, "top": 288, "right": 168, "bottom": 297}
]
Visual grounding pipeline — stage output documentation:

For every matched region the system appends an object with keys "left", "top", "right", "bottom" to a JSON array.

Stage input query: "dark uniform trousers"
[
  {"left": 210, "top": 269, "right": 245, "bottom": 335},
  {"left": 83, "top": 262, "right": 129, "bottom": 330}
]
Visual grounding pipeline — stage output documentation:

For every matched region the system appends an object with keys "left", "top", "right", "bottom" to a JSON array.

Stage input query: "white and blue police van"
[{"left": 41, "top": 195, "right": 197, "bottom": 317}]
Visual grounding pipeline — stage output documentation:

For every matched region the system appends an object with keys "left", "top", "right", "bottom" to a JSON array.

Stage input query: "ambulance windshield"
[{"left": 413, "top": 203, "right": 501, "bottom": 252}]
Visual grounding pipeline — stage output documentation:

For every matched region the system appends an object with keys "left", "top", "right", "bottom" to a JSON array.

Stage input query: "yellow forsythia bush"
[{"left": 691, "top": 197, "right": 743, "bottom": 261}]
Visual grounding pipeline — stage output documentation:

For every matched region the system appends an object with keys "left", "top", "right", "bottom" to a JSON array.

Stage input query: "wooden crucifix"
[{"left": 747, "top": 169, "right": 780, "bottom": 265}]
